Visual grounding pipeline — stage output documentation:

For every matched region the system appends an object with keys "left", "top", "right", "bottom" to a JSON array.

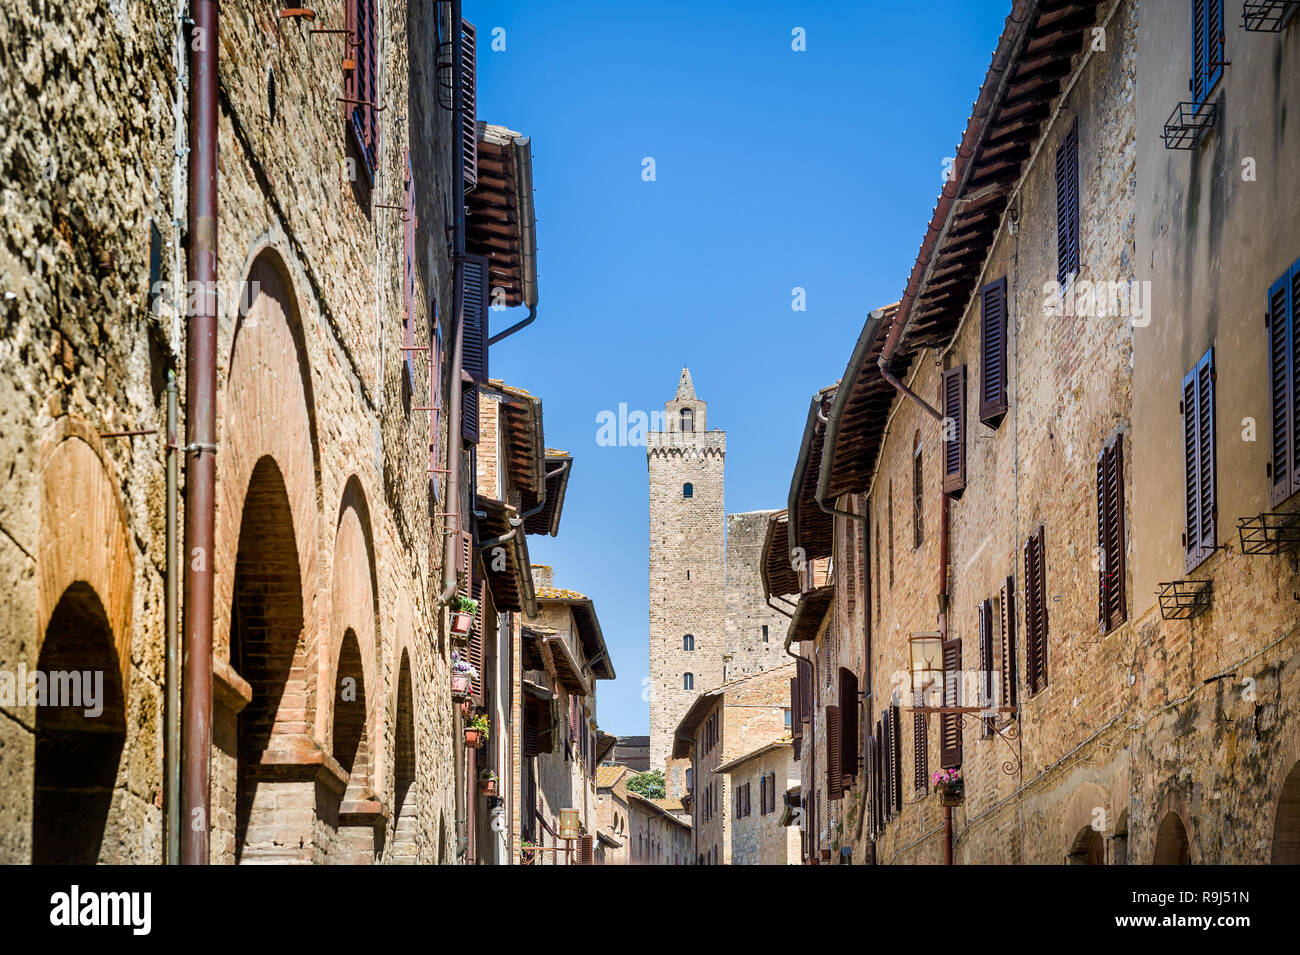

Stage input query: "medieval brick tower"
[{"left": 647, "top": 369, "right": 727, "bottom": 772}]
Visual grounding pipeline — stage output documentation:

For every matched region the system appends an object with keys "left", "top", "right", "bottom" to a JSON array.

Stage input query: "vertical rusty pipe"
[
  {"left": 439, "top": 0, "right": 467, "bottom": 607},
  {"left": 165, "top": 370, "right": 180, "bottom": 865},
  {"left": 182, "top": 0, "right": 219, "bottom": 866},
  {"left": 944, "top": 804, "right": 954, "bottom": 865}
]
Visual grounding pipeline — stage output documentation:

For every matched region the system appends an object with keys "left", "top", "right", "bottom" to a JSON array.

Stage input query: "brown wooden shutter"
[
  {"left": 522, "top": 698, "right": 539, "bottom": 758},
  {"left": 1055, "top": 119, "right": 1080, "bottom": 285},
  {"left": 978, "top": 599, "right": 994, "bottom": 736},
  {"left": 344, "top": 0, "right": 377, "bottom": 174},
  {"left": 868, "top": 727, "right": 880, "bottom": 835},
  {"left": 826, "top": 705, "right": 844, "bottom": 800},
  {"left": 790, "top": 677, "right": 803, "bottom": 760},
  {"left": 889, "top": 703, "right": 903, "bottom": 815},
  {"left": 1000, "top": 575, "right": 1018, "bottom": 710},
  {"left": 467, "top": 577, "right": 485, "bottom": 698},
  {"left": 1182, "top": 349, "right": 1216, "bottom": 570},
  {"left": 1269, "top": 267, "right": 1299, "bottom": 506},
  {"left": 913, "top": 711, "right": 928, "bottom": 793},
  {"left": 941, "top": 365, "right": 968, "bottom": 497},
  {"left": 797, "top": 657, "right": 812, "bottom": 722},
  {"left": 1024, "top": 528, "right": 1049, "bottom": 694},
  {"left": 578, "top": 833, "right": 593, "bottom": 865},
  {"left": 838, "top": 668, "right": 859, "bottom": 779},
  {"left": 1097, "top": 436, "right": 1127, "bottom": 631},
  {"left": 459, "top": 18, "right": 478, "bottom": 192},
  {"left": 569, "top": 694, "right": 581, "bottom": 746},
  {"left": 979, "top": 277, "right": 1009, "bottom": 426},
  {"left": 460, "top": 253, "right": 490, "bottom": 444},
  {"left": 940, "top": 638, "right": 963, "bottom": 768}
]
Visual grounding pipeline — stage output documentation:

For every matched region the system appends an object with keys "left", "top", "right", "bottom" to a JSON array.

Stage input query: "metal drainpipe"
[
  {"left": 165, "top": 371, "right": 180, "bottom": 865},
  {"left": 940, "top": 490, "right": 952, "bottom": 865},
  {"left": 182, "top": 0, "right": 218, "bottom": 866},
  {"left": 439, "top": 0, "right": 467, "bottom": 608}
]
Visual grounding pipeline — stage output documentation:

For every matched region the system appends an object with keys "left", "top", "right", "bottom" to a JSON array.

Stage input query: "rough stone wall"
[
  {"left": 726, "top": 745, "right": 799, "bottom": 865},
  {"left": 595, "top": 772, "right": 630, "bottom": 864},
  {"left": 647, "top": 409, "right": 726, "bottom": 772},
  {"left": 0, "top": 0, "right": 461, "bottom": 864},
  {"left": 724, "top": 511, "right": 791, "bottom": 680}
]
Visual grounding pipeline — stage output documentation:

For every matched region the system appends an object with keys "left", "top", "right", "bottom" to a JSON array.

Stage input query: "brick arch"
[
  {"left": 323, "top": 476, "right": 381, "bottom": 759},
  {"left": 1153, "top": 809, "right": 1191, "bottom": 864},
  {"left": 391, "top": 646, "right": 419, "bottom": 862},
  {"left": 216, "top": 248, "right": 323, "bottom": 728},
  {"left": 37, "top": 417, "right": 134, "bottom": 692}
]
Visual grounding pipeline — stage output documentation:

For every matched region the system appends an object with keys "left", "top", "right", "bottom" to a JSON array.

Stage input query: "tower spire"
[{"left": 675, "top": 367, "right": 696, "bottom": 401}]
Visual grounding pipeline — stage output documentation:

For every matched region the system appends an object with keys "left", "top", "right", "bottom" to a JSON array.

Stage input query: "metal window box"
[
  {"left": 1163, "top": 100, "right": 1217, "bottom": 149},
  {"left": 1237, "top": 510, "right": 1300, "bottom": 555},
  {"left": 1157, "top": 580, "right": 1213, "bottom": 620}
]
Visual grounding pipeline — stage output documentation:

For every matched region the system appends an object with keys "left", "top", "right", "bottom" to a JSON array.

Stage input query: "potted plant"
[
  {"left": 464, "top": 713, "right": 489, "bottom": 749},
  {"left": 450, "top": 651, "right": 477, "bottom": 701},
  {"left": 932, "top": 768, "right": 965, "bottom": 807},
  {"left": 520, "top": 839, "right": 537, "bottom": 865},
  {"left": 819, "top": 848, "right": 831, "bottom": 862},
  {"left": 450, "top": 594, "right": 478, "bottom": 636},
  {"left": 478, "top": 769, "right": 498, "bottom": 797}
]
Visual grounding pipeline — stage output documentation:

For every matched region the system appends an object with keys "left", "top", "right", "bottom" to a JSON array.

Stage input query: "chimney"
[{"left": 531, "top": 564, "right": 554, "bottom": 590}]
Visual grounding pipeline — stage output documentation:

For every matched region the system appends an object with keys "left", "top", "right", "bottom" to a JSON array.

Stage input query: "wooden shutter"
[
  {"left": 913, "top": 711, "right": 928, "bottom": 793},
  {"left": 578, "top": 833, "right": 593, "bottom": 865},
  {"left": 888, "top": 703, "right": 903, "bottom": 815},
  {"left": 999, "top": 575, "right": 1018, "bottom": 710},
  {"left": 1097, "top": 436, "right": 1127, "bottom": 630},
  {"left": 790, "top": 677, "right": 803, "bottom": 760},
  {"left": 1024, "top": 528, "right": 1049, "bottom": 694},
  {"left": 979, "top": 277, "right": 1009, "bottom": 425},
  {"left": 877, "top": 710, "right": 891, "bottom": 819},
  {"left": 1191, "top": 0, "right": 1206, "bottom": 103},
  {"left": 839, "top": 668, "right": 859, "bottom": 779},
  {"left": 1192, "top": 0, "right": 1224, "bottom": 103},
  {"left": 826, "top": 705, "right": 843, "bottom": 800},
  {"left": 940, "top": 638, "right": 963, "bottom": 768},
  {"left": 460, "top": 253, "right": 490, "bottom": 443},
  {"left": 978, "top": 599, "right": 994, "bottom": 734},
  {"left": 522, "top": 698, "right": 539, "bottom": 758},
  {"left": 1182, "top": 349, "right": 1217, "bottom": 570},
  {"left": 467, "top": 577, "right": 485, "bottom": 698},
  {"left": 1055, "top": 120, "right": 1080, "bottom": 286},
  {"left": 868, "top": 727, "right": 880, "bottom": 835},
  {"left": 569, "top": 694, "right": 581, "bottom": 746},
  {"left": 797, "top": 657, "right": 812, "bottom": 722},
  {"left": 344, "top": 0, "right": 377, "bottom": 173},
  {"left": 1269, "top": 265, "right": 1300, "bottom": 506},
  {"left": 941, "top": 365, "right": 967, "bottom": 496},
  {"left": 459, "top": 19, "right": 478, "bottom": 191}
]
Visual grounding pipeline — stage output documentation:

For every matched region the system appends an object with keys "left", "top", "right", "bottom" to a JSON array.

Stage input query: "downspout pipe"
[
  {"left": 182, "top": 0, "right": 219, "bottom": 866},
  {"left": 439, "top": 0, "right": 467, "bottom": 608},
  {"left": 165, "top": 371, "right": 180, "bottom": 865}
]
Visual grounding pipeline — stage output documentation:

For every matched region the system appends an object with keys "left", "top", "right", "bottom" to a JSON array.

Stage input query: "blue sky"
[{"left": 476, "top": 0, "right": 1009, "bottom": 735}]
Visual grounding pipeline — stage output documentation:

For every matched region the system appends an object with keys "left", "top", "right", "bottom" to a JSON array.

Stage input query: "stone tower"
[{"left": 647, "top": 369, "right": 726, "bottom": 773}]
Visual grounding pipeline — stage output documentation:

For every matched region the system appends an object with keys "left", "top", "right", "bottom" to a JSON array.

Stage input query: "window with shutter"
[
  {"left": 839, "top": 668, "right": 859, "bottom": 780},
  {"left": 913, "top": 433, "right": 924, "bottom": 548},
  {"left": 1269, "top": 261, "right": 1300, "bottom": 506},
  {"left": 344, "top": 0, "right": 378, "bottom": 178},
  {"left": 1055, "top": 120, "right": 1080, "bottom": 286},
  {"left": 980, "top": 277, "right": 1009, "bottom": 426},
  {"left": 877, "top": 712, "right": 891, "bottom": 820},
  {"left": 889, "top": 703, "right": 903, "bottom": 815},
  {"left": 999, "top": 575, "right": 1018, "bottom": 711},
  {"left": 798, "top": 657, "right": 812, "bottom": 723},
  {"left": 826, "top": 705, "right": 844, "bottom": 800},
  {"left": 522, "top": 697, "right": 539, "bottom": 758},
  {"left": 868, "top": 728, "right": 880, "bottom": 836},
  {"left": 467, "top": 578, "right": 485, "bottom": 698},
  {"left": 941, "top": 366, "right": 968, "bottom": 497},
  {"left": 1024, "top": 527, "right": 1049, "bottom": 694},
  {"left": 790, "top": 676, "right": 803, "bottom": 760},
  {"left": 459, "top": 18, "right": 478, "bottom": 191},
  {"left": 1097, "top": 435, "right": 1127, "bottom": 630},
  {"left": 459, "top": 254, "right": 490, "bottom": 444},
  {"left": 978, "top": 599, "right": 994, "bottom": 737},
  {"left": 1190, "top": 0, "right": 1224, "bottom": 105},
  {"left": 913, "top": 711, "right": 928, "bottom": 793},
  {"left": 888, "top": 483, "right": 895, "bottom": 587},
  {"left": 940, "top": 638, "right": 963, "bottom": 768},
  {"left": 1182, "top": 349, "right": 1217, "bottom": 571}
]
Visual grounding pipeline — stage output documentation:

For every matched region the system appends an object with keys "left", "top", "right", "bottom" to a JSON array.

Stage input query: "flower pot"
[
  {"left": 464, "top": 728, "right": 485, "bottom": 749},
  {"left": 940, "top": 789, "right": 964, "bottom": 807},
  {"left": 819, "top": 848, "right": 831, "bottom": 862},
  {"left": 451, "top": 612, "right": 474, "bottom": 636},
  {"left": 451, "top": 673, "right": 472, "bottom": 700},
  {"left": 478, "top": 778, "right": 498, "bottom": 796},
  {"left": 520, "top": 847, "right": 537, "bottom": 865}
]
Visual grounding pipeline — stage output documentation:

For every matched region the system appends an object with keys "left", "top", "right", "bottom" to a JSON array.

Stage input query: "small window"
[
  {"left": 762, "top": 624, "right": 769, "bottom": 643},
  {"left": 783, "top": 707, "right": 791, "bottom": 729},
  {"left": 683, "top": 482, "right": 693, "bottom": 498},
  {"left": 1055, "top": 120, "right": 1080, "bottom": 286},
  {"left": 680, "top": 407, "right": 693, "bottom": 431},
  {"left": 912, "top": 432, "right": 924, "bottom": 548},
  {"left": 683, "top": 634, "right": 695, "bottom": 652},
  {"left": 1191, "top": 0, "right": 1225, "bottom": 105},
  {"left": 684, "top": 672, "right": 694, "bottom": 690}
]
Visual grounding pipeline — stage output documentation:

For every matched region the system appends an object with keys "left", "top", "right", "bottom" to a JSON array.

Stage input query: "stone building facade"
[
  {"left": 716, "top": 739, "right": 800, "bottom": 865},
  {"left": 768, "top": 0, "right": 1300, "bottom": 866},
  {"left": 672, "top": 663, "right": 793, "bottom": 864},
  {"left": 627, "top": 790, "right": 693, "bottom": 865},
  {"left": 647, "top": 370, "right": 789, "bottom": 779},
  {"left": 1, "top": 0, "right": 550, "bottom": 865}
]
